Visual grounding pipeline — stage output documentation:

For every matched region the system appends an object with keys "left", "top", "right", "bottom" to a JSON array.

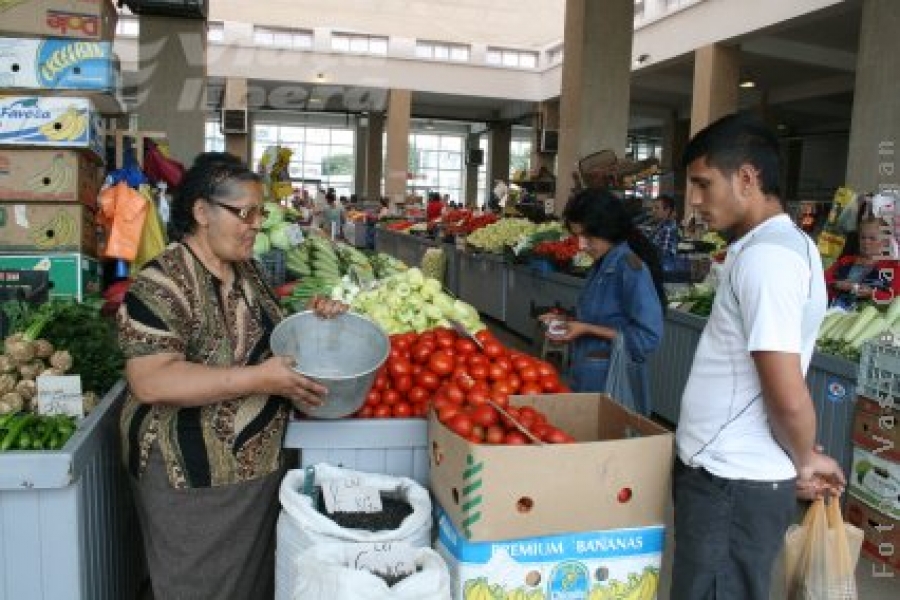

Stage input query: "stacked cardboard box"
[
  {"left": 428, "top": 393, "right": 673, "bottom": 599},
  {"left": 846, "top": 393, "right": 900, "bottom": 573},
  {"left": 0, "top": 0, "right": 120, "bottom": 301}
]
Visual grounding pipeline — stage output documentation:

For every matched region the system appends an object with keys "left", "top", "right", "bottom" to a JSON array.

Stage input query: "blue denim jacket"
[{"left": 569, "top": 242, "right": 664, "bottom": 412}]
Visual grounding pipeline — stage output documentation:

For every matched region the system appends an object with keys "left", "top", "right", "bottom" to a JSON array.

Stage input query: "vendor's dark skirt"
[{"left": 131, "top": 449, "right": 284, "bottom": 600}]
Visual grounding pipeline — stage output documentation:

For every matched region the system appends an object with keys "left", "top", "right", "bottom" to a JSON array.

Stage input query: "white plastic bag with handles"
[
  {"left": 275, "top": 464, "right": 433, "bottom": 600},
  {"left": 292, "top": 543, "right": 451, "bottom": 600}
]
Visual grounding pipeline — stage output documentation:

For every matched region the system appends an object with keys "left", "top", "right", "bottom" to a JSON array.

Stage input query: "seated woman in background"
[{"left": 825, "top": 216, "right": 900, "bottom": 309}]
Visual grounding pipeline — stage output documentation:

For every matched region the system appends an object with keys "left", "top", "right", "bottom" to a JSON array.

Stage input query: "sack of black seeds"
[
  {"left": 292, "top": 543, "right": 451, "bottom": 600},
  {"left": 276, "top": 465, "right": 433, "bottom": 600}
]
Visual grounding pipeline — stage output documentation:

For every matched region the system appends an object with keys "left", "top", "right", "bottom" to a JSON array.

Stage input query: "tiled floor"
[{"left": 486, "top": 318, "right": 900, "bottom": 599}]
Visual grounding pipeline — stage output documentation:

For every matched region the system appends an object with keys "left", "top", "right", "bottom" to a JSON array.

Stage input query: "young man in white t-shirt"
[{"left": 672, "top": 114, "right": 845, "bottom": 599}]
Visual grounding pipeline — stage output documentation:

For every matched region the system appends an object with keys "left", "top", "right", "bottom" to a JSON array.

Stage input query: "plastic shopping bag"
[
  {"left": 292, "top": 543, "right": 451, "bottom": 600},
  {"left": 783, "top": 497, "right": 863, "bottom": 599},
  {"left": 97, "top": 181, "right": 149, "bottom": 261},
  {"left": 604, "top": 333, "right": 637, "bottom": 413}
]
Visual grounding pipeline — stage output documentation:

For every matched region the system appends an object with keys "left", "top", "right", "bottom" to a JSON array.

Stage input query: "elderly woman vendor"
[{"left": 117, "top": 152, "right": 346, "bottom": 599}]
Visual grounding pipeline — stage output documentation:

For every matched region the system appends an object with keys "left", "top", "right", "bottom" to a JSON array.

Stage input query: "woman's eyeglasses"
[{"left": 206, "top": 199, "right": 269, "bottom": 223}]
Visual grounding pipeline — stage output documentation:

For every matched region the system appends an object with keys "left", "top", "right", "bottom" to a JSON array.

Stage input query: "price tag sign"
[
  {"left": 346, "top": 542, "right": 417, "bottom": 580},
  {"left": 36, "top": 375, "right": 83, "bottom": 417},
  {"left": 322, "top": 477, "right": 383, "bottom": 514}
]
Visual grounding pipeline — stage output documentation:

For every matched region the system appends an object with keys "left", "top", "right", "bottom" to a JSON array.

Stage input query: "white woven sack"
[
  {"left": 275, "top": 464, "right": 433, "bottom": 600},
  {"left": 292, "top": 543, "right": 452, "bottom": 600}
]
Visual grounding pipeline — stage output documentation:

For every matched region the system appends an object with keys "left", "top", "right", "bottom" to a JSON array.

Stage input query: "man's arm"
[{"left": 753, "top": 351, "right": 845, "bottom": 497}]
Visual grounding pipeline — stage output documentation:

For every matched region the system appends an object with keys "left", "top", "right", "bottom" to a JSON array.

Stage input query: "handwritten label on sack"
[
  {"left": 322, "top": 477, "right": 383, "bottom": 514},
  {"left": 36, "top": 375, "right": 83, "bottom": 417},
  {"left": 347, "top": 542, "right": 417, "bottom": 580}
]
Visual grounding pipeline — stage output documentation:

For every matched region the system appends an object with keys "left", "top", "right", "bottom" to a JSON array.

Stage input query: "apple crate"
[{"left": 283, "top": 417, "right": 429, "bottom": 486}]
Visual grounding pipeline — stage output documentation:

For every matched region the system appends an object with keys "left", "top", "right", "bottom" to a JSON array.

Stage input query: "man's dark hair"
[{"left": 681, "top": 113, "right": 783, "bottom": 198}]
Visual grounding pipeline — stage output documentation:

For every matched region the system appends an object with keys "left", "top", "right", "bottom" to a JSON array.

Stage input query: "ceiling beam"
[
  {"left": 768, "top": 74, "right": 855, "bottom": 104},
  {"left": 741, "top": 36, "right": 856, "bottom": 72}
]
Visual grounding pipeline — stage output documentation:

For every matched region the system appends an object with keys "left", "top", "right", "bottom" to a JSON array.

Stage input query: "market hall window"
[
  {"left": 331, "top": 33, "right": 388, "bottom": 56},
  {"left": 253, "top": 26, "right": 313, "bottom": 50},
  {"left": 486, "top": 47, "right": 539, "bottom": 69},
  {"left": 415, "top": 41, "right": 471, "bottom": 63},
  {"left": 207, "top": 21, "right": 225, "bottom": 44},
  {"left": 407, "top": 132, "right": 465, "bottom": 204},
  {"left": 116, "top": 15, "right": 139, "bottom": 38}
]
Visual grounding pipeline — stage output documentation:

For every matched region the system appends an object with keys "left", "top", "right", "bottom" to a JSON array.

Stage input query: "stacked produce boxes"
[
  {"left": 0, "top": 0, "right": 121, "bottom": 303},
  {"left": 848, "top": 339, "right": 900, "bottom": 574}
]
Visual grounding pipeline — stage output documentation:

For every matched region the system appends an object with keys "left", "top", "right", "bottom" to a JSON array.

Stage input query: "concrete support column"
[
  {"left": 354, "top": 117, "right": 367, "bottom": 197},
  {"left": 531, "top": 100, "right": 560, "bottom": 176},
  {"left": 845, "top": 0, "right": 900, "bottom": 196},
  {"left": 689, "top": 43, "right": 739, "bottom": 136},
  {"left": 136, "top": 16, "right": 206, "bottom": 165},
  {"left": 489, "top": 122, "right": 512, "bottom": 187},
  {"left": 365, "top": 112, "right": 384, "bottom": 200},
  {"left": 465, "top": 133, "right": 480, "bottom": 207},
  {"left": 556, "top": 0, "right": 634, "bottom": 211},
  {"left": 384, "top": 90, "right": 411, "bottom": 207},
  {"left": 660, "top": 111, "right": 678, "bottom": 173},
  {"left": 223, "top": 77, "right": 249, "bottom": 162}
]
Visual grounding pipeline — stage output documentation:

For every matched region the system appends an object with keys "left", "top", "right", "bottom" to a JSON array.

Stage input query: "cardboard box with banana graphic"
[
  {"left": 0, "top": 96, "right": 104, "bottom": 161},
  {"left": 0, "top": 149, "right": 102, "bottom": 206},
  {"left": 0, "top": 0, "right": 117, "bottom": 41},
  {"left": 0, "top": 201, "right": 98, "bottom": 255},
  {"left": 0, "top": 253, "right": 100, "bottom": 301},
  {"left": 0, "top": 38, "right": 120, "bottom": 95}
]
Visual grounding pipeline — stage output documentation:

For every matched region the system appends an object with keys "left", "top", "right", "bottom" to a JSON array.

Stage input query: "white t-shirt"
[{"left": 676, "top": 214, "right": 827, "bottom": 480}]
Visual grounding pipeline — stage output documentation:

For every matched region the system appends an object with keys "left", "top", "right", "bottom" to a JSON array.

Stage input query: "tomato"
[
  {"left": 412, "top": 402, "right": 429, "bottom": 418},
  {"left": 495, "top": 357, "right": 513, "bottom": 373},
  {"left": 388, "top": 359, "right": 413, "bottom": 379},
  {"left": 482, "top": 340, "right": 504, "bottom": 359},
  {"left": 531, "top": 422, "right": 551, "bottom": 440},
  {"left": 471, "top": 424, "right": 485, "bottom": 442},
  {"left": 536, "top": 361, "right": 556, "bottom": 377},
  {"left": 474, "top": 329, "right": 495, "bottom": 345},
  {"left": 488, "top": 363, "right": 508, "bottom": 381},
  {"left": 518, "top": 406, "right": 538, "bottom": 422},
  {"left": 520, "top": 382, "right": 543, "bottom": 395},
  {"left": 519, "top": 365, "right": 539, "bottom": 382},
  {"left": 418, "top": 370, "right": 441, "bottom": 391},
  {"left": 374, "top": 373, "right": 389, "bottom": 391},
  {"left": 466, "top": 387, "right": 491, "bottom": 406},
  {"left": 500, "top": 406, "right": 521, "bottom": 429},
  {"left": 438, "top": 405, "right": 461, "bottom": 423},
  {"left": 545, "top": 428, "right": 576, "bottom": 444},
  {"left": 407, "top": 386, "right": 429, "bottom": 404},
  {"left": 382, "top": 389, "right": 401, "bottom": 406},
  {"left": 443, "top": 383, "right": 465, "bottom": 405},
  {"left": 468, "top": 362, "right": 489, "bottom": 380},
  {"left": 365, "top": 390, "right": 381, "bottom": 406},
  {"left": 419, "top": 331, "right": 436, "bottom": 345},
  {"left": 467, "top": 353, "right": 489, "bottom": 367},
  {"left": 492, "top": 380, "right": 514, "bottom": 398},
  {"left": 392, "top": 336, "right": 412, "bottom": 351},
  {"left": 411, "top": 342, "right": 436, "bottom": 364},
  {"left": 513, "top": 356, "right": 533, "bottom": 372},
  {"left": 355, "top": 405, "right": 374, "bottom": 418},
  {"left": 489, "top": 392, "right": 509, "bottom": 409},
  {"left": 388, "top": 346, "right": 405, "bottom": 361},
  {"left": 428, "top": 350, "right": 454, "bottom": 376},
  {"left": 435, "top": 330, "right": 456, "bottom": 349},
  {"left": 447, "top": 413, "right": 474, "bottom": 438},
  {"left": 540, "top": 375, "right": 562, "bottom": 393},
  {"left": 392, "top": 402, "right": 413, "bottom": 418},
  {"left": 393, "top": 374, "right": 413, "bottom": 393},
  {"left": 373, "top": 405, "right": 391, "bottom": 418},
  {"left": 411, "top": 364, "right": 423, "bottom": 377},
  {"left": 506, "top": 373, "right": 522, "bottom": 392},
  {"left": 470, "top": 404, "right": 499, "bottom": 428},
  {"left": 503, "top": 431, "right": 528, "bottom": 445},
  {"left": 454, "top": 338, "right": 478, "bottom": 355},
  {"left": 485, "top": 425, "right": 505, "bottom": 444}
]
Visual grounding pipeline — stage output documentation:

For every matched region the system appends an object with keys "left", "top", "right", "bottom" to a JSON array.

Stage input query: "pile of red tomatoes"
[{"left": 355, "top": 327, "right": 575, "bottom": 445}]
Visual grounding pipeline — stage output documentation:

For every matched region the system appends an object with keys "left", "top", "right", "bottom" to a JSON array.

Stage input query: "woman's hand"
[
  {"left": 256, "top": 355, "right": 328, "bottom": 408},
  {"left": 307, "top": 295, "right": 349, "bottom": 318},
  {"left": 546, "top": 319, "right": 587, "bottom": 342}
]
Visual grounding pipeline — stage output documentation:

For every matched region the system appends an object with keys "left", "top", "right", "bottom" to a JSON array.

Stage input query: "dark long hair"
[
  {"left": 168, "top": 152, "right": 261, "bottom": 241},
  {"left": 563, "top": 188, "right": 667, "bottom": 309}
]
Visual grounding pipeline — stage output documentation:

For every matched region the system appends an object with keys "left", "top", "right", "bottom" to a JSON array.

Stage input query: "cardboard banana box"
[
  {"left": 0, "top": 149, "right": 102, "bottom": 206},
  {"left": 0, "top": 0, "right": 117, "bottom": 41},
  {"left": 0, "top": 96, "right": 104, "bottom": 161},
  {"left": 0, "top": 201, "right": 98, "bottom": 255}
]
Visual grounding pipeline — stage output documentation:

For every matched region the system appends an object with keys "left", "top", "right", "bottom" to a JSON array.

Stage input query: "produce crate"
[
  {"left": 0, "top": 149, "right": 103, "bottom": 207},
  {"left": 0, "top": 96, "right": 105, "bottom": 162},
  {"left": 857, "top": 336, "right": 900, "bottom": 402},
  {"left": 256, "top": 249, "right": 286, "bottom": 286},
  {"left": 0, "top": 381, "right": 144, "bottom": 600},
  {"left": 0, "top": 202, "right": 99, "bottom": 255},
  {"left": 283, "top": 417, "right": 429, "bottom": 486},
  {"left": 0, "top": 253, "right": 101, "bottom": 301},
  {"left": 0, "top": 0, "right": 118, "bottom": 41}
]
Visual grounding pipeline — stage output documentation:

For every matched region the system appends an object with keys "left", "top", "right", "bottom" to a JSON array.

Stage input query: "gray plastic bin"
[{"left": 0, "top": 381, "right": 143, "bottom": 600}]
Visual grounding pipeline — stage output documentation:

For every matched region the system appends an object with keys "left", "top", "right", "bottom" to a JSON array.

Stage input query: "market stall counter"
[
  {"left": 457, "top": 250, "right": 507, "bottom": 322},
  {"left": 0, "top": 380, "right": 143, "bottom": 600}
]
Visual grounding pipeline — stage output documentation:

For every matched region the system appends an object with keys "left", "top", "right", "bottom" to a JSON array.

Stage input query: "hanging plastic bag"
[
  {"left": 143, "top": 139, "right": 185, "bottom": 188},
  {"left": 604, "top": 333, "right": 638, "bottom": 413},
  {"left": 275, "top": 465, "right": 433, "bottom": 600},
  {"left": 97, "top": 181, "right": 150, "bottom": 261},
  {"left": 292, "top": 543, "right": 451, "bottom": 600},
  {"left": 783, "top": 496, "right": 863, "bottom": 599},
  {"left": 132, "top": 184, "right": 168, "bottom": 272},
  {"left": 104, "top": 145, "right": 147, "bottom": 189}
]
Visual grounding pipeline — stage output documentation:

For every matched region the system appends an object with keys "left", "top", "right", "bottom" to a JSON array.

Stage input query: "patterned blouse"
[{"left": 117, "top": 242, "right": 287, "bottom": 488}]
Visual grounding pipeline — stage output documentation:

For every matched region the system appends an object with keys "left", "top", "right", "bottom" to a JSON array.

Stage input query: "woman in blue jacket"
[{"left": 542, "top": 188, "right": 666, "bottom": 416}]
